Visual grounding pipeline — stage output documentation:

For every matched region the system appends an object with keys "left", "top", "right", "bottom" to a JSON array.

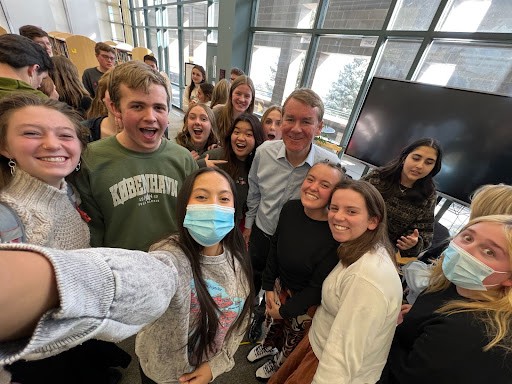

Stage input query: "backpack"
[
  {"left": 0, "top": 185, "right": 77, "bottom": 243},
  {"left": 0, "top": 202, "right": 26, "bottom": 242}
]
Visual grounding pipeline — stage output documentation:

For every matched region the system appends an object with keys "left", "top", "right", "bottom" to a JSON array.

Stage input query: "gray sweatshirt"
[{"left": 138, "top": 239, "right": 250, "bottom": 383}]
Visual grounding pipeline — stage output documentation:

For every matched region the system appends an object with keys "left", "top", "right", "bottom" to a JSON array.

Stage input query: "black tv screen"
[{"left": 345, "top": 77, "right": 512, "bottom": 204}]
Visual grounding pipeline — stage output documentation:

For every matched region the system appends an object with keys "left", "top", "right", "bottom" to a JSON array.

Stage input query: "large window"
[
  {"left": 416, "top": 41, "right": 512, "bottom": 94},
  {"left": 309, "top": 36, "right": 375, "bottom": 143},
  {"left": 437, "top": 0, "right": 512, "bottom": 33},
  {"left": 323, "top": 0, "right": 393, "bottom": 30},
  {"left": 255, "top": 1, "right": 320, "bottom": 29},
  {"left": 249, "top": 0, "right": 512, "bottom": 230},
  {"left": 374, "top": 40, "right": 422, "bottom": 79},
  {"left": 250, "top": 33, "right": 307, "bottom": 113},
  {"left": 388, "top": 0, "right": 441, "bottom": 31},
  {"left": 130, "top": 0, "right": 217, "bottom": 108},
  {"left": 250, "top": 0, "right": 512, "bottom": 144}
]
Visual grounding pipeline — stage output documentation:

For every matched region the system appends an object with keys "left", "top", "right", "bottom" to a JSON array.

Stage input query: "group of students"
[{"left": 0, "top": 27, "right": 512, "bottom": 384}]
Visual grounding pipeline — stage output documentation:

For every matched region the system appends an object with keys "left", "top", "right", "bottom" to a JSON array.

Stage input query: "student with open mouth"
[
  {"left": 197, "top": 113, "right": 264, "bottom": 226},
  {"left": 175, "top": 104, "right": 218, "bottom": 160}
]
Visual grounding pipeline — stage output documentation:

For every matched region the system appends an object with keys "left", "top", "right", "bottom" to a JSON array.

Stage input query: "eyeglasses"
[{"left": 100, "top": 54, "right": 116, "bottom": 61}]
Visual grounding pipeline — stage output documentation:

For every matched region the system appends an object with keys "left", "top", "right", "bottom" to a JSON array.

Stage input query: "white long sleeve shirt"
[{"left": 309, "top": 246, "right": 402, "bottom": 384}]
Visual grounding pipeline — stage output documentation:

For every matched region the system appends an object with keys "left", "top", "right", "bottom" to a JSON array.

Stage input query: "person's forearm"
[{"left": 0, "top": 250, "right": 58, "bottom": 341}]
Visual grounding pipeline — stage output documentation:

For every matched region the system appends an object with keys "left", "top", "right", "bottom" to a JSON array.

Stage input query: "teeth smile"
[
  {"left": 306, "top": 193, "right": 318, "bottom": 200},
  {"left": 334, "top": 225, "right": 348, "bottom": 231},
  {"left": 39, "top": 157, "right": 66, "bottom": 162}
]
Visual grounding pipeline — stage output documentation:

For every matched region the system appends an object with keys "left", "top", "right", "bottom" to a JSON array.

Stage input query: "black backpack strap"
[{"left": 0, "top": 202, "right": 26, "bottom": 243}]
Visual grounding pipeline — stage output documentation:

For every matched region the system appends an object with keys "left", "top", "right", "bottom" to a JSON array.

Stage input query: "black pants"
[
  {"left": 8, "top": 340, "right": 131, "bottom": 384},
  {"left": 249, "top": 224, "right": 272, "bottom": 295}
]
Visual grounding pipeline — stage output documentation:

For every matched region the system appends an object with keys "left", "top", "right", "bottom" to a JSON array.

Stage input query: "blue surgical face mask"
[
  {"left": 442, "top": 241, "right": 509, "bottom": 291},
  {"left": 183, "top": 204, "right": 235, "bottom": 247}
]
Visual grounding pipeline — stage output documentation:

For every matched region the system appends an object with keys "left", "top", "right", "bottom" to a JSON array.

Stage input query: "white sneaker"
[
  {"left": 247, "top": 344, "right": 278, "bottom": 363},
  {"left": 255, "top": 355, "right": 281, "bottom": 381}
]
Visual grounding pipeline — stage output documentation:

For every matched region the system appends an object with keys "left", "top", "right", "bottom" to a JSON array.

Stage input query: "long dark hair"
[
  {"left": 221, "top": 113, "right": 264, "bottom": 182},
  {"left": 49, "top": 55, "right": 90, "bottom": 112},
  {"left": 375, "top": 138, "right": 443, "bottom": 202},
  {"left": 172, "top": 168, "right": 254, "bottom": 366},
  {"left": 187, "top": 64, "right": 206, "bottom": 100},
  {"left": 330, "top": 179, "right": 395, "bottom": 267}
]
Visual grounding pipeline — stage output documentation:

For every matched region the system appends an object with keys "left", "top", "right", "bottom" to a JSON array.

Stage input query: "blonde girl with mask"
[{"left": 379, "top": 215, "right": 512, "bottom": 384}]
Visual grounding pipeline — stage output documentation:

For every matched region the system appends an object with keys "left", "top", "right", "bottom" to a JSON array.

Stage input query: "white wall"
[
  {"left": 1, "top": 0, "right": 115, "bottom": 42},
  {"left": 65, "top": 0, "right": 101, "bottom": 40},
  {"left": 2, "top": 0, "right": 59, "bottom": 33}
]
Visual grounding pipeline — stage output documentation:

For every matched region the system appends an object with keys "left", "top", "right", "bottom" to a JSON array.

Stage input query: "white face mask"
[{"left": 442, "top": 241, "right": 509, "bottom": 291}]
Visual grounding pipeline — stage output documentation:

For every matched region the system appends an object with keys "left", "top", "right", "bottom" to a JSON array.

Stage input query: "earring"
[
  {"left": 8, "top": 159, "right": 16, "bottom": 176},
  {"left": 75, "top": 160, "right": 81, "bottom": 172}
]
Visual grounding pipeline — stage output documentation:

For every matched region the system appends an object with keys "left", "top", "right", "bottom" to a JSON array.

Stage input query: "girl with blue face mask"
[
  {"left": 0, "top": 168, "right": 254, "bottom": 384},
  {"left": 379, "top": 215, "right": 512, "bottom": 384},
  {"left": 139, "top": 167, "right": 255, "bottom": 384}
]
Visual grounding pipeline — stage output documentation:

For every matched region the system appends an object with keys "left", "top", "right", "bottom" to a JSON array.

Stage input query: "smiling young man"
[
  {"left": 243, "top": 88, "right": 340, "bottom": 341},
  {"left": 82, "top": 42, "right": 116, "bottom": 98},
  {"left": 74, "top": 61, "right": 198, "bottom": 251}
]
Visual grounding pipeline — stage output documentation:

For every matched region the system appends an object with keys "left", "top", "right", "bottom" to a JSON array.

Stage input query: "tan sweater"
[{"left": 0, "top": 170, "right": 90, "bottom": 249}]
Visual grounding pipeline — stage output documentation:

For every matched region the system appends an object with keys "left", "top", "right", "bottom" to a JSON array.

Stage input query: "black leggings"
[{"left": 248, "top": 224, "right": 272, "bottom": 294}]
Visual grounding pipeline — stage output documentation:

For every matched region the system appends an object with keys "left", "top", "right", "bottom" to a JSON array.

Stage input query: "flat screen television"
[{"left": 345, "top": 77, "right": 512, "bottom": 204}]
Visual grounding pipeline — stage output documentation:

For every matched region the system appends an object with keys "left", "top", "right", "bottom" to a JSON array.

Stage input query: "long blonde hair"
[
  {"left": 86, "top": 68, "right": 113, "bottom": 119},
  {"left": 470, "top": 184, "right": 512, "bottom": 220},
  {"left": 427, "top": 215, "right": 512, "bottom": 351},
  {"left": 50, "top": 55, "right": 90, "bottom": 110},
  {"left": 216, "top": 75, "right": 255, "bottom": 143},
  {"left": 210, "top": 79, "right": 230, "bottom": 109}
]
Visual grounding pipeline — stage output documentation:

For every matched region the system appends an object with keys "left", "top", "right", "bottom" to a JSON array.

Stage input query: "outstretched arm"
[
  {"left": 0, "top": 243, "right": 177, "bottom": 365},
  {"left": 0, "top": 250, "right": 58, "bottom": 341}
]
